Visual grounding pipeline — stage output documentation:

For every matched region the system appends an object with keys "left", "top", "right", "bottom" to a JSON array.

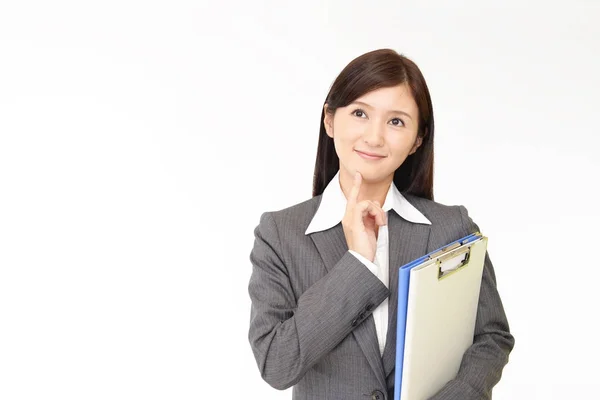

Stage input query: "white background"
[{"left": 1, "top": 1, "right": 599, "bottom": 399}]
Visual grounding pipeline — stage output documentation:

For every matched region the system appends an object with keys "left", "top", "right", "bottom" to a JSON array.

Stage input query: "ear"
[
  {"left": 323, "top": 104, "right": 334, "bottom": 138},
  {"left": 409, "top": 136, "right": 423, "bottom": 155}
]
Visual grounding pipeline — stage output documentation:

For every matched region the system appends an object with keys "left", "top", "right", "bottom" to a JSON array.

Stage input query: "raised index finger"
[{"left": 347, "top": 171, "right": 362, "bottom": 209}]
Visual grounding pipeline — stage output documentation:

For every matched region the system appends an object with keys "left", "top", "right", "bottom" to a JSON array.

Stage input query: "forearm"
[
  {"left": 248, "top": 213, "right": 389, "bottom": 390},
  {"left": 428, "top": 329, "right": 514, "bottom": 399}
]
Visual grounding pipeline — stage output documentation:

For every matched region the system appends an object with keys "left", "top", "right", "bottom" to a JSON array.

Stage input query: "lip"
[{"left": 355, "top": 150, "right": 386, "bottom": 160}]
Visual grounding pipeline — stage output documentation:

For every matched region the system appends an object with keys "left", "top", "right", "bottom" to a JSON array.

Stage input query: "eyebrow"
[{"left": 351, "top": 101, "right": 414, "bottom": 121}]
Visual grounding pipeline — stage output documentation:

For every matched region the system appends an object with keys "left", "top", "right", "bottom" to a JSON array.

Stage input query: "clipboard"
[{"left": 394, "top": 233, "right": 488, "bottom": 400}]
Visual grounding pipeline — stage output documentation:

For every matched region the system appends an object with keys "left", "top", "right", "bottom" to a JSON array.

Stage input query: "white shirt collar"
[{"left": 305, "top": 170, "right": 431, "bottom": 235}]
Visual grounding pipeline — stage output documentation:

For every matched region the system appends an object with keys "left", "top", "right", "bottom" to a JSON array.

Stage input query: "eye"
[
  {"left": 390, "top": 117, "right": 405, "bottom": 127},
  {"left": 351, "top": 108, "right": 367, "bottom": 118}
]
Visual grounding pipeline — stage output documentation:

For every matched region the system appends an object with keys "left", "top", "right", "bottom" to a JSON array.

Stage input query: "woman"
[{"left": 248, "top": 48, "right": 514, "bottom": 400}]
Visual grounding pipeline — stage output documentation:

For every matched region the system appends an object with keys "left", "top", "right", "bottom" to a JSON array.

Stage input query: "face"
[{"left": 323, "top": 83, "right": 422, "bottom": 185}]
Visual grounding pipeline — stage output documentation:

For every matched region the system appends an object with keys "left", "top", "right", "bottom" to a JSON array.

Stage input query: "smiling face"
[{"left": 323, "top": 83, "right": 422, "bottom": 186}]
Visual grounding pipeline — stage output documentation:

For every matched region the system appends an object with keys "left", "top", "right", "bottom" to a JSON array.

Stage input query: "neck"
[{"left": 338, "top": 169, "right": 393, "bottom": 206}]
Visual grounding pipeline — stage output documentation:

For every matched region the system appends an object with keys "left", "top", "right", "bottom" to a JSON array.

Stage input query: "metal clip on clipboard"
[
  {"left": 437, "top": 246, "right": 472, "bottom": 279},
  {"left": 426, "top": 233, "right": 481, "bottom": 280}
]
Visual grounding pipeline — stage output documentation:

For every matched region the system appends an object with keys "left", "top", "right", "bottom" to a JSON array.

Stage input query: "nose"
[{"left": 363, "top": 121, "right": 385, "bottom": 147}]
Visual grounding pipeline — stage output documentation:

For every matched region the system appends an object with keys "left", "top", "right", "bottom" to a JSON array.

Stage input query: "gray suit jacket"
[{"left": 248, "top": 193, "right": 514, "bottom": 400}]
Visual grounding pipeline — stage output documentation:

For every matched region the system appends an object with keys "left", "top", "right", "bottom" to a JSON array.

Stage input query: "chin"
[{"left": 352, "top": 167, "right": 388, "bottom": 182}]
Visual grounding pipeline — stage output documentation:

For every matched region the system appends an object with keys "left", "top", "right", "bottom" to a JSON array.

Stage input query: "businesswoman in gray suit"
[{"left": 248, "top": 49, "right": 514, "bottom": 400}]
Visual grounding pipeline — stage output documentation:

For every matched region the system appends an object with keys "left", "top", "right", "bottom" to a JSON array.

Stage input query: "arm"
[
  {"left": 429, "top": 206, "right": 515, "bottom": 400},
  {"left": 248, "top": 211, "right": 389, "bottom": 390}
]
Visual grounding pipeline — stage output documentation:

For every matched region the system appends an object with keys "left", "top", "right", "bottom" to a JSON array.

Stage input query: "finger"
[
  {"left": 366, "top": 200, "right": 386, "bottom": 226},
  {"left": 353, "top": 200, "right": 371, "bottom": 230},
  {"left": 372, "top": 204, "right": 387, "bottom": 227},
  {"left": 357, "top": 201, "right": 386, "bottom": 228},
  {"left": 373, "top": 201, "right": 388, "bottom": 225},
  {"left": 346, "top": 171, "right": 362, "bottom": 209},
  {"left": 366, "top": 208, "right": 384, "bottom": 228}
]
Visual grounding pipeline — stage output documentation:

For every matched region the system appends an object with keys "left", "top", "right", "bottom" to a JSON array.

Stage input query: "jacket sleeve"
[
  {"left": 429, "top": 206, "right": 515, "bottom": 400},
  {"left": 247, "top": 211, "right": 389, "bottom": 390}
]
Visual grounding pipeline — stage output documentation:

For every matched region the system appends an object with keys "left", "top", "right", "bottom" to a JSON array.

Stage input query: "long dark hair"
[{"left": 312, "top": 49, "right": 435, "bottom": 200}]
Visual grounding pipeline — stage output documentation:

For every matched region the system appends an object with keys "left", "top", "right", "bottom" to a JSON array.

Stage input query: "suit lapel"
[
  {"left": 310, "top": 224, "right": 387, "bottom": 390},
  {"left": 381, "top": 210, "right": 431, "bottom": 377}
]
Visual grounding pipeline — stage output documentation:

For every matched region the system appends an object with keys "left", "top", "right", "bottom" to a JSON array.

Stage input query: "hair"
[{"left": 312, "top": 49, "right": 435, "bottom": 200}]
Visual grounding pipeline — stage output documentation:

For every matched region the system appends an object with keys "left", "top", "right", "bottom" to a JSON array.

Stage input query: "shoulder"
[
  {"left": 402, "top": 193, "right": 478, "bottom": 235},
  {"left": 255, "top": 195, "right": 322, "bottom": 236}
]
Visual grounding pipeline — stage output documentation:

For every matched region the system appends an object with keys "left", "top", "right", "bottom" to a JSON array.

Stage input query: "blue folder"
[{"left": 393, "top": 232, "right": 481, "bottom": 399}]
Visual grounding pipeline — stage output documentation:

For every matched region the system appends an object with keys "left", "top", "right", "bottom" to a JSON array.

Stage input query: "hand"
[{"left": 342, "top": 171, "right": 387, "bottom": 263}]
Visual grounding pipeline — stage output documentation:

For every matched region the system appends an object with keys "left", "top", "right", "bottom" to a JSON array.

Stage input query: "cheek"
[
  {"left": 334, "top": 120, "right": 363, "bottom": 144},
  {"left": 388, "top": 136, "right": 416, "bottom": 155}
]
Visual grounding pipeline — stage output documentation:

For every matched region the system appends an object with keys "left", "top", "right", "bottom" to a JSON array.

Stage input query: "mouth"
[{"left": 355, "top": 149, "right": 386, "bottom": 160}]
